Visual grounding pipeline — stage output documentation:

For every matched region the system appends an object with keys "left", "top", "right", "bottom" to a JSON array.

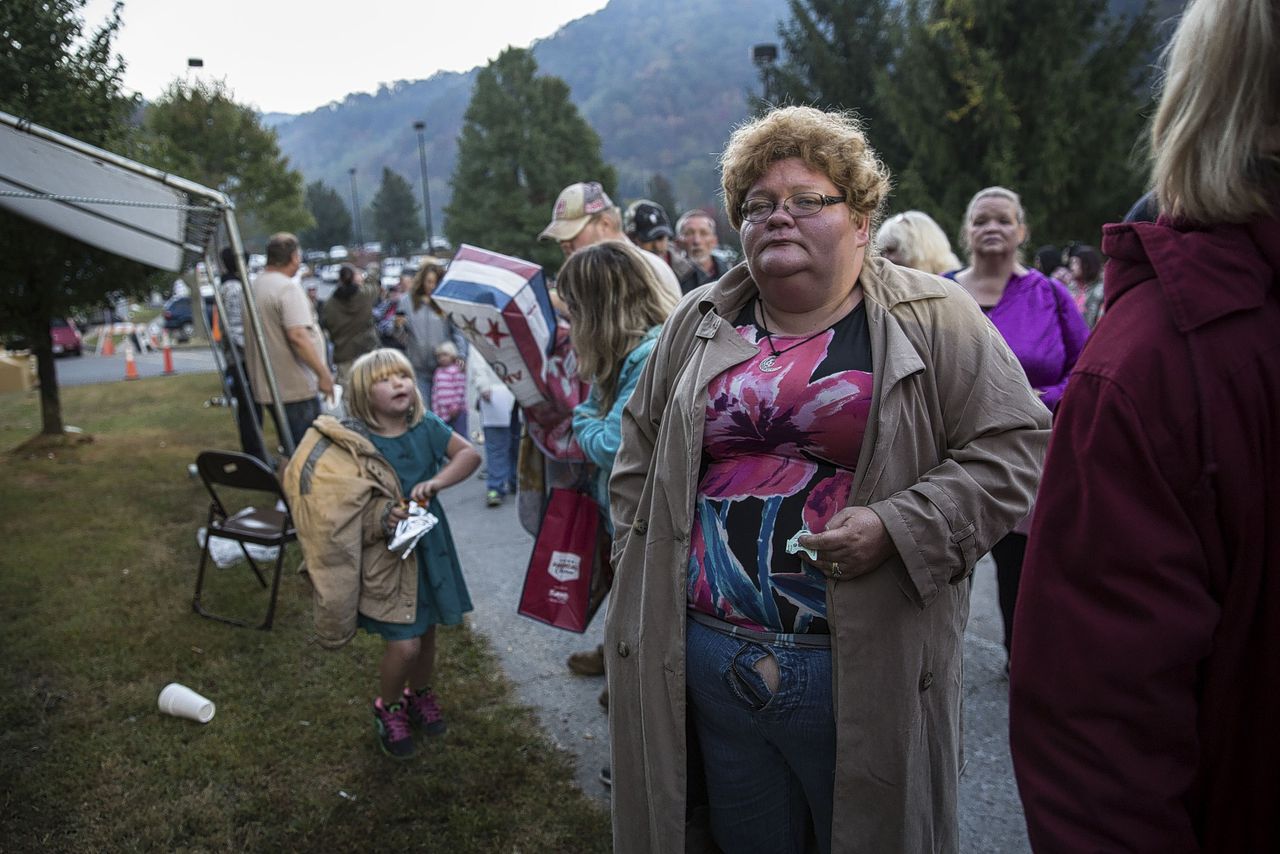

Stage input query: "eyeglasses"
[{"left": 739, "top": 191, "right": 847, "bottom": 223}]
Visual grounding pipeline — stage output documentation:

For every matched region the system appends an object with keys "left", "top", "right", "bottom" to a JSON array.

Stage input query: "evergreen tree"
[
  {"left": 0, "top": 0, "right": 155, "bottom": 435},
  {"left": 882, "top": 0, "right": 1156, "bottom": 245},
  {"left": 647, "top": 173, "right": 680, "bottom": 223},
  {"left": 445, "top": 47, "right": 616, "bottom": 274},
  {"left": 301, "top": 180, "right": 353, "bottom": 250},
  {"left": 369, "top": 167, "right": 424, "bottom": 255},
  {"left": 144, "top": 79, "right": 312, "bottom": 239},
  {"left": 759, "top": 0, "right": 904, "bottom": 168}
]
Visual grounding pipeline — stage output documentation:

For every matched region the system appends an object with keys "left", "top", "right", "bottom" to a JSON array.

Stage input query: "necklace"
[{"left": 755, "top": 299, "right": 831, "bottom": 373}]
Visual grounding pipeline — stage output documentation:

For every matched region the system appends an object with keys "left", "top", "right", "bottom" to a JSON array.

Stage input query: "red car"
[{"left": 50, "top": 317, "right": 83, "bottom": 357}]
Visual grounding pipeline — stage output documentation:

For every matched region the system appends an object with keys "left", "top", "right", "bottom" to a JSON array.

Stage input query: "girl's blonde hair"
[
  {"left": 346, "top": 348, "right": 424, "bottom": 429},
  {"left": 959, "top": 186, "right": 1028, "bottom": 260},
  {"left": 875, "top": 211, "right": 961, "bottom": 275},
  {"left": 720, "top": 106, "right": 892, "bottom": 232},
  {"left": 434, "top": 341, "right": 459, "bottom": 359},
  {"left": 555, "top": 240, "right": 678, "bottom": 412},
  {"left": 1151, "top": 0, "right": 1278, "bottom": 223}
]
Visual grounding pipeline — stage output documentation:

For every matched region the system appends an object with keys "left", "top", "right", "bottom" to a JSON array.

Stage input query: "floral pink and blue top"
[{"left": 687, "top": 299, "right": 873, "bottom": 634}]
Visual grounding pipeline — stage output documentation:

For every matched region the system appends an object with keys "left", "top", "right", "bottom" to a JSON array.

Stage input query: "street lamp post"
[
  {"left": 348, "top": 167, "right": 363, "bottom": 249},
  {"left": 412, "top": 120, "right": 434, "bottom": 251},
  {"left": 751, "top": 43, "right": 779, "bottom": 105}
]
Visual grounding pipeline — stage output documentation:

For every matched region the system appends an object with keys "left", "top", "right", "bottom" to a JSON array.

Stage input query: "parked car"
[
  {"left": 163, "top": 295, "right": 195, "bottom": 341},
  {"left": 328, "top": 245, "right": 349, "bottom": 261},
  {"left": 3, "top": 318, "right": 84, "bottom": 356},
  {"left": 319, "top": 264, "right": 341, "bottom": 283},
  {"left": 49, "top": 317, "right": 83, "bottom": 357},
  {"left": 380, "top": 256, "right": 407, "bottom": 288}
]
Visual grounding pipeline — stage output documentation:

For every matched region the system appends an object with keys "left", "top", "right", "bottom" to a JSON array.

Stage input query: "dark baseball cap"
[{"left": 623, "top": 199, "right": 674, "bottom": 242}]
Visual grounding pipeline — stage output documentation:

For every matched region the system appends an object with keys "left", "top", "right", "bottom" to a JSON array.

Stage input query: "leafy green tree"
[
  {"left": 144, "top": 79, "right": 311, "bottom": 240},
  {"left": 881, "top": 0, "right": 1156, "bottom": 245},
  {"left": 0, "top": 0, "right": 156, "bottom": 435},
  {"left": 369, "top": 168, "right": 424, "bottom": 255},
  {"left": 300, "top": 180, "right": 352, "bottom": 250},
  {"left": 759, "top": 0, "right": 904, "bottom": 168},
  {"left": 445, "top": 47, "right": 616, "bottom": 274}
]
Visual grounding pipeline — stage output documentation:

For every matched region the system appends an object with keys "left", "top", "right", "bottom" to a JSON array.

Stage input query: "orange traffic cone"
[
  {"left": 161, "top": 331, "right": 176, "bottom": 375},
  {"left": 101, "top": 329, "right": 115, "bottom": 356},
  {"left": 124, "top": 340, "right": 140, "bottom": 381}
]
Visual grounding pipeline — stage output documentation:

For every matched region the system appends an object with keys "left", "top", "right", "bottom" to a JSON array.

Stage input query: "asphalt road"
[
  {"left": 51, "top": 346, "right": 220, "bottom": 387},
  {"left": 439, "top": 473, "right": 1031, "bottom": 852}
]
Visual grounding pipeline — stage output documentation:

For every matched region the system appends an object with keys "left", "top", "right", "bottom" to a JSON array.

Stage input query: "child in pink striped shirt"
[{"left": 430, "top": 343, "right": 468, "bottom": 436}]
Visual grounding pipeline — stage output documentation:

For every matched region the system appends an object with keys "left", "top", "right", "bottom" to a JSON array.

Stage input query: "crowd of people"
[{"left": 222, "top": 0, "right": 1278, "bottom": 849}]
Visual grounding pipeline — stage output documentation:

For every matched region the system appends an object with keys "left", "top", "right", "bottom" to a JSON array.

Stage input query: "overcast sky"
[{"left": 82, "top": 0, "right": 611, "bottom": 115}]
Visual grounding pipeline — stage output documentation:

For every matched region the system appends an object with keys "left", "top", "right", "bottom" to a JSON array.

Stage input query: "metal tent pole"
[{"left": 204, "top": 245, "right": 269, "bottom": 460}]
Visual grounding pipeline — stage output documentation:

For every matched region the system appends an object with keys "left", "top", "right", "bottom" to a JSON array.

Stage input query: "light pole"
[
  {"left": 348, "top": 167, "right": 363, "bottom": 249},
  {"left": 413, "top": 120, "right": 434, "bottom": 250},
  {"left": 751, "top": 43, "right": 779, "bottom": 105}
]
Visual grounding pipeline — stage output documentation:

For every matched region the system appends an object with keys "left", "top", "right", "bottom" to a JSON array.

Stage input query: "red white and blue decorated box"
[{"left": 433, "top": 244, "right": 557, "bottom": 409}]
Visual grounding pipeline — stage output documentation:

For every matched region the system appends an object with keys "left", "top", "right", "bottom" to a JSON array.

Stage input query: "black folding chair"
[{"left": 192, "top": 450, "right": 296, "bottom": 630}]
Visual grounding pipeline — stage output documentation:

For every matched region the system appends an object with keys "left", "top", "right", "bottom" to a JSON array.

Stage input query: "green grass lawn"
[{"left": 0, "top": 377, "right": 610, "bottom": 852}]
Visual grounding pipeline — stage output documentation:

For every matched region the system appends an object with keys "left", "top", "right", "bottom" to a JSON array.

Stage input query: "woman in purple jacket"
[{"left": 947, "top": 186, "right": 1089, "bottom": 662}]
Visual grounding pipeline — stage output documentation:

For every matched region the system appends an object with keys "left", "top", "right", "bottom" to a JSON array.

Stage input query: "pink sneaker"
[
  {"left": 403, "top": 687, "right": 447, "bottom": 736},
  {"left": 373, "top": 697, "right": 415, "bottom": 759}
]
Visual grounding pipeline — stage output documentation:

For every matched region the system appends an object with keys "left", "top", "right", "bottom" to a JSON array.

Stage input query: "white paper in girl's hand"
[
  {"left": 388, "top": 502, "right": 439, "bottom": 558},
  {"left": 479, "top": 384, "right": 516, "bottom": 427}
]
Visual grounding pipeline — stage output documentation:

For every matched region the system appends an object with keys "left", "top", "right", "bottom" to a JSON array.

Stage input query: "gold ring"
[{"left": 831, "top": 561, "right": 842, "bottom": 578}]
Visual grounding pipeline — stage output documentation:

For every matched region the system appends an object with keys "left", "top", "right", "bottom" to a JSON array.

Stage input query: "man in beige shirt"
[{"left": 244, "top": 232, "right": 334, "bottom": 451}]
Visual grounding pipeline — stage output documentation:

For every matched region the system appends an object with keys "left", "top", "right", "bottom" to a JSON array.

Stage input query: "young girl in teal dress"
[{"left": 286, "top": 348, "right": 480, "bottom": 758}]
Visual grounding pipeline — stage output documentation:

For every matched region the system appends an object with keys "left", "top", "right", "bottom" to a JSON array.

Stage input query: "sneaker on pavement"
[
  {"left": 486, "top": 489, "right": 502, "bottom": 507},
  {"left": 567, "top": 644, "right": 605, "bottom": 676},
  {"left": 403, "top": 686, "right": 447, "bottom": 737},
  {"left": 599, "top": 766, "right": 612, "bottom": 788},
  {"left": 373, "top": 697, "right": 415, "bottom": 759}
]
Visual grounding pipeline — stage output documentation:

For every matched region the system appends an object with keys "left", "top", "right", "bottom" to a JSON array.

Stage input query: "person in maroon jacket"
[{"left": 1009, "top": 1, "right": 1280, "bottom": 851}]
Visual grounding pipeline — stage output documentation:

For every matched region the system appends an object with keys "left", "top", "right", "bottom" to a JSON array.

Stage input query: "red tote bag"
[{"left": 518, "top": 487, "right": 613, "bottom": 632}]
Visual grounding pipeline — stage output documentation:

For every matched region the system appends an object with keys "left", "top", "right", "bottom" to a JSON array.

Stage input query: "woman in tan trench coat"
[{"left": 604, "top": 107, "right": 1050, "bottom": 852}]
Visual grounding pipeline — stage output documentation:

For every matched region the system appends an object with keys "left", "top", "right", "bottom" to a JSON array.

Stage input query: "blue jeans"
[
  {"left": 483, "top": 426, "right": 515, "bottom": 493},
  {"left": 447, "top": 409, "right": 468, "bottom": 439},
  {"left": 282, "top": 397, "right": 321, "bottom": 449},
  {"left": 685, "top": 616, "right": 835, "bottom": 854}
]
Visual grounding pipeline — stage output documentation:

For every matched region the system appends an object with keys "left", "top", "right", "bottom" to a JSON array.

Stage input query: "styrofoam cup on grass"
[{"left": 158, "top": 683, "right": 215, "bottom": 723}]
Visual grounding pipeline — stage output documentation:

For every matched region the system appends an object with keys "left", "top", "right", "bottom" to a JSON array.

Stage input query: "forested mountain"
[
  {"left": 271, "top": 0, "right": 1185, "bottom": 239},
  {"left": 273, "top": 0, "right": 789, "bottom": 236}
]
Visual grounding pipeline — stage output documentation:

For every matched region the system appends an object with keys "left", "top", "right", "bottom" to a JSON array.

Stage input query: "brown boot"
[{"left": 567, "top": 643, "right": 605, "bottom": 676}]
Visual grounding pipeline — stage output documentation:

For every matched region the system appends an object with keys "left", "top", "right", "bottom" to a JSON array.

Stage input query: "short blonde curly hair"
[{"left": 720, "top": 106, "right": 892, "bottom": 232}]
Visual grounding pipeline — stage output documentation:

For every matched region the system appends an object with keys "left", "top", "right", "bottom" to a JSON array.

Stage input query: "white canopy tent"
[{"left": 0, "top": 108, "right": 297, "bottom": 455}]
